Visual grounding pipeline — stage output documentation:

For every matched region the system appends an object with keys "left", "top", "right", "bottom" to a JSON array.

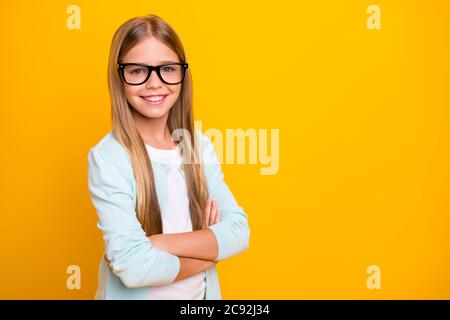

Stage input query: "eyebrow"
[
  {"left": 122, "top": 60, "right": 180, "bottom": 65},
  {"left": 158, "top": 60, "right": 179, "bottom": 64}
]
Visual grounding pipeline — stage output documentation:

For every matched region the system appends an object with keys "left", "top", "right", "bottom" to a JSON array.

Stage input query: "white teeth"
[{"left": 144, "top": 95, "right": 165, "bottom": 102}]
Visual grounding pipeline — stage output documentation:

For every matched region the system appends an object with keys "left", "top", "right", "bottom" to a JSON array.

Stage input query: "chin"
[{"left": 138, "top": 109, "right": 168, "bottom": 119}]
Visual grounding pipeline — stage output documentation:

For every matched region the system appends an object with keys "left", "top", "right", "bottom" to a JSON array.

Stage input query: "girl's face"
[{"left": 121, "top": 37, "right": 182, "bottom": 119}]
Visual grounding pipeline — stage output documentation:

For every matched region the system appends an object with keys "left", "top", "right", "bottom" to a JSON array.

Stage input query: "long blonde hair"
[{"left": 107, "top": 14, "right": 208, "bottom": 235}]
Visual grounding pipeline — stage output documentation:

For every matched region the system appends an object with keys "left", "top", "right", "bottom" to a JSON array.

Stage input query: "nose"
[{"left": 145, "top": 69, "right": 163, "bottom": 87}]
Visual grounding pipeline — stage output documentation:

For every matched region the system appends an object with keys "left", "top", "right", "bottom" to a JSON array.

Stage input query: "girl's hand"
[
  {"left": 204, "top": 196, "right": 221, "bottom": 228},
  {"left": 149, "top": 233, "right": 168, "bottom": 251}
]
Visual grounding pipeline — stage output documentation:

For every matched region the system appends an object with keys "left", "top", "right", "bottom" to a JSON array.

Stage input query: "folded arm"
[
  {"left": 88, "top": 148, "right": 182, "bottom": 288},
  {"left": 149, "top": 228, "right": 218, "bottom": 261},
  {"left": 150, "top": 132, "right": 251, "bottom": 262},
  {"left": 175, "top": 257, "right": 217, "bottom": 281}
]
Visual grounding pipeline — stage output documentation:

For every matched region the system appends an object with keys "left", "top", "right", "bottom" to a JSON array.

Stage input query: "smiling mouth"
[{"left": 140, "top": 94, "right": 168, "bottom": 104}]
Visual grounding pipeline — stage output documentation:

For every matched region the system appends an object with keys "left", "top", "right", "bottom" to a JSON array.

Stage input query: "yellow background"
[{"left": 0, "top": 0, "right": 449, "bottom": 299}]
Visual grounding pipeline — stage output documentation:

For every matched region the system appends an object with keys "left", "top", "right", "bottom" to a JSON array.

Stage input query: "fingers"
[
  {"left": 204, "top": 197, "right": 213, "bottom": 228},
  {"left": 105, "top": 255, "right": 113, "bottom": 269},
  {"left": 214, "top": 210, "right": 221, "bottom": 224},
  {"left": 209, "top": 199, "right": 217, "bottom": 226},
  {"left": 204, "top": 197, "right": 221, "bottom": 227}
]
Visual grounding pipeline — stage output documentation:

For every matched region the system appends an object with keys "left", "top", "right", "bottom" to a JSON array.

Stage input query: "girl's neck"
[{"left": 132, "top": 110, "right": 175, "bottom": 149}]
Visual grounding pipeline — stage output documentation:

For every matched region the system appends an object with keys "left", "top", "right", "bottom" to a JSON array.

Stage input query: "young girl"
[{"left": 87, "top": 14, "right": 250, "bottom": 300}]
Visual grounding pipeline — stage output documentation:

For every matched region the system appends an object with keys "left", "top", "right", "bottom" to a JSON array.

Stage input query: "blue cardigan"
[{"left": 87, "top": 129, "right": 250, "bottom": 299}]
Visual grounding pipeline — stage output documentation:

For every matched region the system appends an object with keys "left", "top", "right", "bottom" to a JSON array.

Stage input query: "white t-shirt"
[{"left": 145, "top": 142, "right": 206, "bottom": 300}]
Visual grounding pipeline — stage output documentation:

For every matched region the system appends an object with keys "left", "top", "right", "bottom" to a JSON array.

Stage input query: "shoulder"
[
  {"left": 194, "top": 128, "right": 211, "bottom": 145},
  {"left": 89, "top": 131, "right": 129, "bottom": 159},
  {"left": 88, "top": 131, "right": 133, "bottom": 174},
  {"left": 194, "top": 129, "right": 217, "bottom": 163},
  {"left": 194, "top": 128, "right": 222, "bottom": 170}
]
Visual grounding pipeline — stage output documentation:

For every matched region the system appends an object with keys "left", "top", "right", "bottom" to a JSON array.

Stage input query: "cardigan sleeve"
[
  {"left": 199, "top": 132, "right": 251, "bottom": 261},
  {"left": 87, "top": 147, "right": 180, "bottom": 288}
]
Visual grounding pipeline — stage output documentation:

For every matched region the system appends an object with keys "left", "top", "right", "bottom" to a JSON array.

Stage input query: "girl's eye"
[
  {"left": 130, "top": 68, "right": 144, "bottom": 74},
  {"left": 162, "top": 66, "right": 175, "bottom": 72}
]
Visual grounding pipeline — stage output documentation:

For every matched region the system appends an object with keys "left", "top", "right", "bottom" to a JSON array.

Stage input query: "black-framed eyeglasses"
[{"left": 118, "top": 62, "right": 188, "bottom": 85}]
